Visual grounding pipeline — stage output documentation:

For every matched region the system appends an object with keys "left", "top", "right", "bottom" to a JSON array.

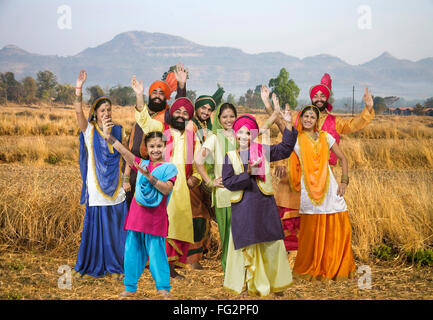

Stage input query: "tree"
[
  {"left": 226, "top": 93, "right": 236, "bottom": 105},
  {"left": 373, "top": 96, "right": 387, "bottom": 114},
  {"left": 109, "top": 85, "right": 135, "bottom": 106},
  {"left": 268, "top": 68, "right": 300, "bottom": 109},
  {"left": 55, "top": 84, "right": 75, "bottom": 105},
  {"left": 383, "top": 96, "right": 400, "bottom": 108},
  {"left": 424, "top": 97, "right": 433, "bottom": 108},
  {"left": 238, "top": 96, "right": 246, "bottom": 106},
  {"left": 414, "top": 103, "right": 425, "bottom": 116},
  {"left": 1, "top": 72, "right": 23, "bottom": 102},
  {"left": 86, "top": 85, "right": 105, "bottom": 104},
  {"left": 22, "top": 76, "right": 38, "bottom": 104},
  {"left": 36, "top": 70, "right": 57, "bottom": 100}
]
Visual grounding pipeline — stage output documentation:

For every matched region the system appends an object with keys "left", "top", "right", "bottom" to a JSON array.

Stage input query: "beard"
[
  {"left": 170, "top": 116, "right": 187, "bottom": 130},
  {"left": 148, "top": 97, "right": 167, "bottom": 113},
  {"left": 313, "top": 100, "right": 329, "bottom": 112}
]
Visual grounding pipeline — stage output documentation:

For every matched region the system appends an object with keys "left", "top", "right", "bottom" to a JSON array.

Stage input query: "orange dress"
[{"left": 292, "top": 131, "right": 356, "bottom": 281}]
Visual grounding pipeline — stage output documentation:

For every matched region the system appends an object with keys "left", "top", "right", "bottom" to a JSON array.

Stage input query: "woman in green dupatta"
[{"left": 194, "top": 103, "right": 238, "bottom": 272}]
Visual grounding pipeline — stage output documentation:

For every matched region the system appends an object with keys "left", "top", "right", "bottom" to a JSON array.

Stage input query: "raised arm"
[
  {"left": 174, "top": 63, "right": 188, "bottom": 96},
  {"left": 131, "top": 75, "right": 146, "bottom": 112},
  {"left": 74, "top": 70, "right": 89, "bottom": 132},
  {"left": 102, "top": 117, "right": 173, "bottom": 195},
  {"left": 260, "top": 85, "right": 294, "bottom": 134},
  {"left": 336, "top": 87, "right": 375, "bottom": 134},
  {"left": 135, "top": 103, "right": 164, "bottom": 133}
]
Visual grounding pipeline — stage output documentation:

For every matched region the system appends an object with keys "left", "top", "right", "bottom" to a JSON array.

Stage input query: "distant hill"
[{"left": 1, "top": 31, "right": 432, "bottom": 100}]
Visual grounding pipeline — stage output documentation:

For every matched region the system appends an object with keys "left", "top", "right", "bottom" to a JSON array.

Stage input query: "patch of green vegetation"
[
  {"left": 373, "top": 244, "right": 397, "bottom": 261},
  {"left": 406, "top": 248, "right": 433, "bottom": 267},
  {"left": 8, "top": 261, "right": 24, "bottom": 271},
  {"left": 47, "top": 154, "right": 61, "bottom": 164}
]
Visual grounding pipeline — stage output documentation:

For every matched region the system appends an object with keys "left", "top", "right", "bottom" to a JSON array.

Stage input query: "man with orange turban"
[
  {"left": 134, "top": 96, "right": 203, "bottom": 280},
  {"left": 123, "top": 64, "right": 189, "bottom": 208},
  {"left": 261, "top": 73, "right": 375, "bottom": 267}
]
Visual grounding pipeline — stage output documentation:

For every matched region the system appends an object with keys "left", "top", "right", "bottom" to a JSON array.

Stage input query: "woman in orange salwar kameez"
[{"left": 293, "top": 105, "right": 356, "bottom": 281}]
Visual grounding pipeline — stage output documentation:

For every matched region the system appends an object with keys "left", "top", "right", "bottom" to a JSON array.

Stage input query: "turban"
[
  {"left": 232, "top": 114, "right": 265, "bottom": 181},
  {"left": 232, "top": 114, "right": 260, "bottom": 140},
  {"left": 149, "top": 80, "right": 172, "bottom": 100},
  {"left": 194, "top": 87, "right": 225, "bottom": 111},
  {"left": 309, "top": 73, "right": 333, "bottom": 111},
  {"left": 170, "top": 97, "right": 195, "bottom": 119}
]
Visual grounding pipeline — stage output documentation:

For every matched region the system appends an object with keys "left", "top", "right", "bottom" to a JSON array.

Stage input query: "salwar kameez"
[
  {"left": 222, "top": 127, "right": 297, "bottom": 296},
  {"left": 292, "top": 131, "right": 356, "bottom": 281}
]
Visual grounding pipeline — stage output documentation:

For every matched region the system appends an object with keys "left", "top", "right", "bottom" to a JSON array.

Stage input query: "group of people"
[{"left": 71, "top": 64, "right": 375, "bottom": 298}]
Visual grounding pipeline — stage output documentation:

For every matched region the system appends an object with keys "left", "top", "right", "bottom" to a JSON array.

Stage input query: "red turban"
[
  {"left": 232, "top": 114, "right": 265, "bottom": 181},
  {"left": 309, "top": 73, "right": 333, "bottom": 111},
  {"left": 169, "top": 97, "right": 194, "bottom": 119},
  {"left": 232, "top": 114, "right": 260, "bottom": 140},
  {"left": 149, "top": 80, "right": 172, "bottom": 100}
]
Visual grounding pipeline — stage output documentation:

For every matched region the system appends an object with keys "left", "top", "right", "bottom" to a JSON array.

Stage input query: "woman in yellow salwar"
[{"left": 292, "top": 105, "right": 356, "bottom": 281}]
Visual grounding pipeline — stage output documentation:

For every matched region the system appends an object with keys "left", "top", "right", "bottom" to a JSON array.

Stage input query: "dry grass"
[
  {"left": 1, "top": 248, "right": 432, "bottom": 300},
  {"left": 0, "top": 104, "right": 432, "bottom": 300}
]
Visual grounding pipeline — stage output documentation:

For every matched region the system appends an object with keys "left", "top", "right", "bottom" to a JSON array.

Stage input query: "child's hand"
[
  {"left": 123, "top": 182, "right": 131, "bottom": 192},
  {"left": 135, "top": 163, "right": 150, "bottom": 177}
]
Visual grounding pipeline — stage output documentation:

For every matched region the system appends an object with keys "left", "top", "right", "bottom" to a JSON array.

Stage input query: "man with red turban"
[
  {"left": 123, "top": 64, "right": 189, "bottom": 208},
  {"left": 261, "top": 73, "right": 375, "bottom": 267},
  {"left": 134, "top": 95, "right": 203, "bottom": 280}
]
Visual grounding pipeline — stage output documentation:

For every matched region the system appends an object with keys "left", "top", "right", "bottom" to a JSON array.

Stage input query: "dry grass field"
[{"left": 0, "top": 103, "right": 432, "bottom": 301}]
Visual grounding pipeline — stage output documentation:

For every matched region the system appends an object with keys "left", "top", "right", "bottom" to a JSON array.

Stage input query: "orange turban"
[{"left": 148, "top": 80, "right": 172, "bottom": 100}]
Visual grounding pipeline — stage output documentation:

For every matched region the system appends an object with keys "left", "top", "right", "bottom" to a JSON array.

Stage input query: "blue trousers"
[{"left": 124, "top": 230, "right": 171, "bottom": 292}]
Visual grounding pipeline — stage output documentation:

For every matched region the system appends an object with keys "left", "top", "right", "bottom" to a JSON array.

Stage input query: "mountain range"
[{"left": 1, "top": 30, "right": 432, "bottom": 101}]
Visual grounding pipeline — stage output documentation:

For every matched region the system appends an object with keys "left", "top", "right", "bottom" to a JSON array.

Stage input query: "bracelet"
[
  {"left": 149, "top": 176, "right": 158, "bottom": 186},
  {"left": 205, "top": 180, "right": 214, "bottom": 189},
  {"left": 75, "top": 86, "right": 82, "bottom": 89},
  {"left": 341, "top": 176, "right": 349, "bottom": 185},
  {"left": 105, "top": 134, "right": 116, "bottom": 145},
  {"left": 122, "top": 175, "right": 130, "bottom": 183},
  {"left": 75, "top": 95, "right": 82, "bottom": 102}
]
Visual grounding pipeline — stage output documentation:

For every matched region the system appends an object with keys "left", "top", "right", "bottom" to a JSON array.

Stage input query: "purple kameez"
[{"left": 222, "top": 128, "right": 298, "bottom": 250}]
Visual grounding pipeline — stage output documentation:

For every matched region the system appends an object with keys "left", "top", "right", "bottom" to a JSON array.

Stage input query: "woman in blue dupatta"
[{"left": 73, "top": 69, "right": 128, "bottom": 279}]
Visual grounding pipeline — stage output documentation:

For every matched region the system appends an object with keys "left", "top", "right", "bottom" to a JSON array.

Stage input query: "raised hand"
[
  {"left": 280, "top": 103, "right": 292, "bottom": 124},
  {"left": 174, "top": 63, "right": 188, "bottom": 85},
  {"left": 272, "top": 93, "right": 281, "bottom": 114},
  {"left": 76, "top": 70, "right": 87, "bottom": 89},
  {"left": 260, "top": 85, "right": 271, "bottom": 103},
  {"left": 363, "top": 87, "right": 373, "bottom": 111},
  {"left": 131, "top": 75, "right": 144, "bottom": 95}
]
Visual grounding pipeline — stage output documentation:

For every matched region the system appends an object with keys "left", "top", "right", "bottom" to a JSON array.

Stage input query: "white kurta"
[
  {"left": 83, "top": 123, "right": 126, "bottom": 207},
  {"left": 294, "top": 132, "right": 347, "bottom": 215}
]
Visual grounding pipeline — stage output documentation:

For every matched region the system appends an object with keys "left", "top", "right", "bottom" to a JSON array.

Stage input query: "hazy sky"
[{"left": 1, "top": 0, "right": 432, "bottom": 65}]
